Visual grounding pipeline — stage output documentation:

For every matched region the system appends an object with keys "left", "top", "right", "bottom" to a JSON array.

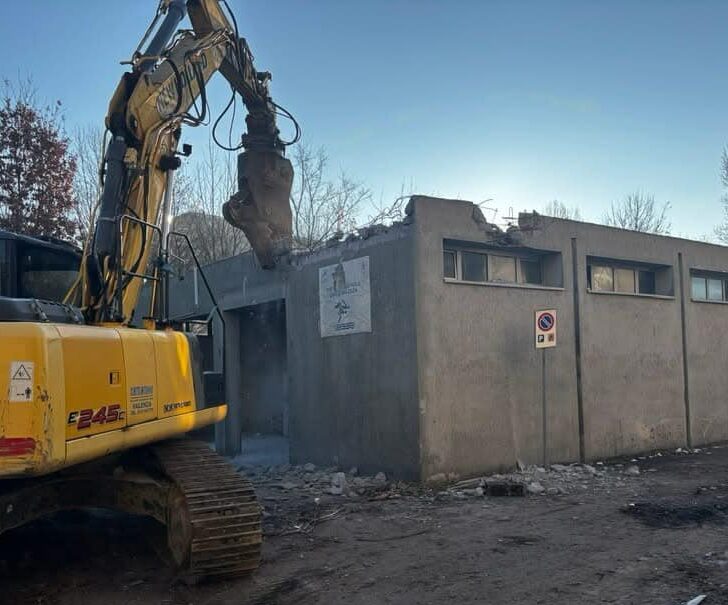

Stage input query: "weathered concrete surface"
[
  {"left": 411, "top": 197, "right": 580, "bottom": 480},
  {"left": 680, "top": 241, "right": 728, "bottom": 447},
  {"left": 168, "top": 195, "right": 728, "bottom": 479},
  {"left": 569, "top": 221, "right": 686, "bottom": 460},
  {"left": 286, "top": 228, "right": 421, "bottom": 479},
  {"left": 168, "top": 251, "right": 288, "bottom": 319}
]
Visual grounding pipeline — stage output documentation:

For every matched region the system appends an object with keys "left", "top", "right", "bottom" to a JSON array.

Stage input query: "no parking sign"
[{"left": 535, "top": 309, "right": 557, "bottom": 349}]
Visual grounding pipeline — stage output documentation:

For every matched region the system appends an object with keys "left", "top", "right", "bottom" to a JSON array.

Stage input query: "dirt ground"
[{"left": 2, "top": 446, "right": 728, "bottom": 605}]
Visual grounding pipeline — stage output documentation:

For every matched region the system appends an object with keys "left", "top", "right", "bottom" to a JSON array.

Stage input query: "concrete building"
[{"left": 170, "top": 196, "right": 728, "bottom": 481}]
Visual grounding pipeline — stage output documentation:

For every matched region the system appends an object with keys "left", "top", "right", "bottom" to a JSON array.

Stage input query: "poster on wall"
[{"left": 319, "top": 256, "right": 371, "bottom": 337}]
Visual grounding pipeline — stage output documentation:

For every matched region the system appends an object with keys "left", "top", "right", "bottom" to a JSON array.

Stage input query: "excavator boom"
[{"left": 77, "top": 0, "right": 294, "bottom": 324}]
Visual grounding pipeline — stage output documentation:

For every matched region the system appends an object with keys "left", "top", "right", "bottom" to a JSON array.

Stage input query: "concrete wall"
[
  {"left": 679, "top": 242, "right": 728, "bottom": 447},
  {"left": 411, "top": 197, "right": 580, "bottom": 480},
  {"left": 287, "top": 228, "right": 421, "bottom": 479},
  {"left": 167, "top": 196, "right": 728, "bottom": 479},
  {"left": 568, "top": 221, "right": 686, "bottom": 460},
  {"left": 169, "top": 252, "right": 287, "bottom": 319},
  {"left": 412, "top": 196, "right": 728, "bottom": 479}
]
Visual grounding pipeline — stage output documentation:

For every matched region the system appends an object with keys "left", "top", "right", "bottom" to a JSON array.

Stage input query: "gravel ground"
[{"left": 2, "top": 445, "right": 728, "bottom": 605}]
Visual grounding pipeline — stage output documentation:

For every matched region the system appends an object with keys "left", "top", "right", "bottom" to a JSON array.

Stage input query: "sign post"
[{"left": 535, "top": 309, "right": 557, "bottom": 465}]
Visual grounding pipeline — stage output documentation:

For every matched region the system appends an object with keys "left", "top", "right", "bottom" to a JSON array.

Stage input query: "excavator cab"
[
  {"left": 0, "top": 231, "right": 80, "bottom": 301},
  {"left": 0, "top": 231, "right": 82, "bottom": 323}
]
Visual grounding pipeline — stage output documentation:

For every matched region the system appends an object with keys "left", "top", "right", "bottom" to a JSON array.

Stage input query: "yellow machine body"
[{"left": 0, "top": 322, "right": 226, "bottom": 478}]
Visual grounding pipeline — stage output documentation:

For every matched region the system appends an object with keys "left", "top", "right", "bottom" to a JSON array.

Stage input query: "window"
[
  {"left": 614, "top": 267, "right": 635, "bottom": 293},
  {"left": 488, "top": 255, "right": 517, "bottom": 283},
  {"left": 519, "top": 258, "right": 542, "bottom": 285},
  {"left": 691, "top": 276, "right": 707, "bottom": 300},
  {"left": 442, "top": 241, "right": 562, "bottom": 287},
  {"left": 590, "top": 265, "right": 614, "bottom": 292},
  {"left": 443, "top": 250, "right": 457, "bottom": 279},
  {"left": 638, "top": 270, "right": 655, "bottom": 295},
  {"left": 17, "top": 244, "right": 79, "bottom": 302},
  {"left": 587, "top": 257, "right": 667, "bottom": 296},
  {"left": 461, "top": 252, "right": 485, "bottom": 282},
  {"left": 708, "top": 278, "right": 723, "bottom": 301},
  {"left": 0, "top": 240, "right": 9, "bottom": 296},
  {"left": 691, "top": 271, "right": 728, "bottom": 302}
]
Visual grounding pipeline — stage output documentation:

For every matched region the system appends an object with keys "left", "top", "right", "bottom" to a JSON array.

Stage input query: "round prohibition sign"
[{"left": 537, "top": 312, "right": 555, "bottom": 332}]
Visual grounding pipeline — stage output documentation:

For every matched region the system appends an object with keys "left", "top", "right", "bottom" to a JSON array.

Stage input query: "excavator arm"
[{"left": 75, "top": 0, "right": 294, "bottom": 324}]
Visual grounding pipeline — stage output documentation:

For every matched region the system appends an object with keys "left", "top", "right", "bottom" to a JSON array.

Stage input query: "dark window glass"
[
  {"left": 0, "top": 240, "right": 9, "bottom": 296},
  {"left": 638, "top": 270, "right": 656, "bottom": 295},
  {"left": 18, "top": 245, "right": 79, "bottom": 302},
  {"left": 461, "top": 252, "right": 485, "bottom": 282},
  {"left": 519, "top": 259, "right": 542, "bottom": 284},
  {"left": 443, "top": 250, "right": 456, "bottom": 279}
]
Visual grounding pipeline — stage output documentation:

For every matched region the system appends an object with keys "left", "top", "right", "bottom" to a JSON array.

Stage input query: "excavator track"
[{"left": 150, "top": 439, "right": 262, "bottom": 580}]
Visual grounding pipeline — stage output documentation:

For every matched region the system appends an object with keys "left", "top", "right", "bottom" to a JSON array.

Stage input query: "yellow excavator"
[{"left": 0, "top": 0, "right": 294, "bottom": 579}]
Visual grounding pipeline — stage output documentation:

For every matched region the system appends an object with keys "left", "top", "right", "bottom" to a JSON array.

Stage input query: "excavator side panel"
[
  {"left": 58, "top": 325, "right": 128, "bottom": 440},
  {"left": 0, "top": 323, "right": 66, "bottom": 476},
  {"left": 119, "top": 328, "right": 159, "bottom": 425},
  {"left": 152, "top": 330, "right": 198, "bottom": 419},
  {"left": 0, "top": 324, "right": 225, "bottom": 479}
]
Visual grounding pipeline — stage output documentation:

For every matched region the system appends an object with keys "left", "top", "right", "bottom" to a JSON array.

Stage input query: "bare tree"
[
  {"left": 171, "top": 137, "right": 249, "bottom": 267},
  {"left": 603, "top": 191, "right": 670, "bottom": 234},
  {"left": 362, "top": 180, "right": 416, "bottom": 227},
  {"left": 543, "top": 200, "right": 581, "bottom": 221},
  {"left": 714, "top": 149, "right": 728, "bottom": 243},
  {"left": 289, "top": 142, "right": 371, "bottom": 251},
  {"left": 71, "top": 124, "right": 105, "bottom": 243}
]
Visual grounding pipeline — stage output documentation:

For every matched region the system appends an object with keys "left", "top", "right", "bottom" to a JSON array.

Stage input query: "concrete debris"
[
  {"left": 448, "top": 458, "right": 656, "bottom": 498},
  {"left": 243, "top": 447, "right": 699, "bottom": 509},
  {"left": 527, "top": 482, "right": 546, "bottom": 495},
  {"left": 329, "top": 472, "right": 349, "bottom": 496},
  {"left": 454, "top": 477, "right": 482, "bottom": 490}
]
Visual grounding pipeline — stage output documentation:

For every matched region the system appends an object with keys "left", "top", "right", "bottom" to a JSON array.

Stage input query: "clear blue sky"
[{"left": 2, "top": 1, "right": 726, "bottom": 238}]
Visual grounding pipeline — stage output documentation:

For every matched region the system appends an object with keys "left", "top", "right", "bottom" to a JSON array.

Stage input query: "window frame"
[
  {"left": 443, "top": 246, "right": 554, "bottom": 288},
  {"left": 487, "top": 254, "right": 518, "bottom": 284},
  {"left": 587, "top": 259, "right": 662, "bottom": 297},
  {"left": 443, "top": 249, "right": 457, "bottom": 280},
  {"left": 690, "top": 270, "right": 728, "bottom": 304}
]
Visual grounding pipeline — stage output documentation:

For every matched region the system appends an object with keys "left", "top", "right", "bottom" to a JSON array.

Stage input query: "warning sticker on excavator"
[{"left": 9, "top": 361, "right": 34, "bottom": 402}]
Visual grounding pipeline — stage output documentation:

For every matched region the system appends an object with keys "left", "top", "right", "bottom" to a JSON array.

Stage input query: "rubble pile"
[
  {"left": 442, "top": 446, "right": 712, "bottom": 499},
  {"left": 237, "top": 446, "right": 715, "bottom": 507},
  {"left": 238, "top": 462, "right": 399, "bottom": 498}
]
